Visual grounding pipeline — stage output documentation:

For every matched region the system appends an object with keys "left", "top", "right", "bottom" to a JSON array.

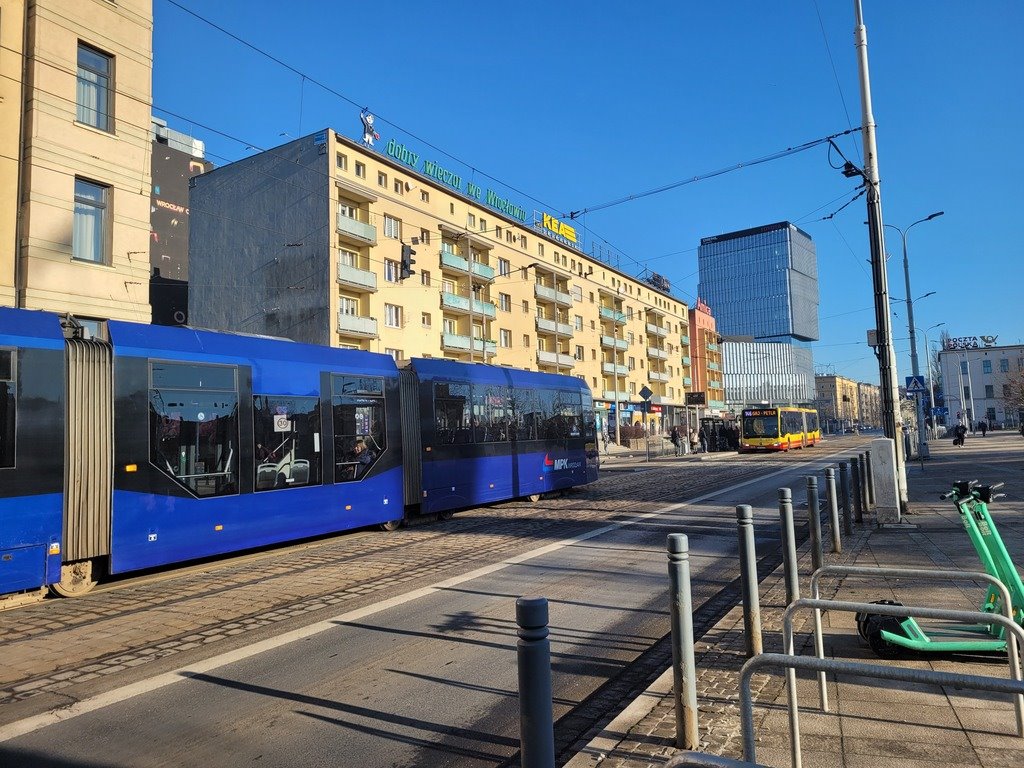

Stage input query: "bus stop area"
[{"left": 567, "top": 430, "right": 1024, "bottom": 768}]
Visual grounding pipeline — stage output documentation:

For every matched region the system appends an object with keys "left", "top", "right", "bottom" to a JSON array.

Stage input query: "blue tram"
[{"left": 0, "top": 308, "right": 597, "bottom": 599}]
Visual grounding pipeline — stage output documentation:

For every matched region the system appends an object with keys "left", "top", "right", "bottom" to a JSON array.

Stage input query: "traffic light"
[{"left": 400, "top": 243, "right": 416, "bottom": 280}]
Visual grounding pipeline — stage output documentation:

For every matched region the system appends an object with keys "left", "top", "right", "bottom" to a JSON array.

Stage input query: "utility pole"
[{"left": 853, "top": 0, "right": 907, "bottom": 517}]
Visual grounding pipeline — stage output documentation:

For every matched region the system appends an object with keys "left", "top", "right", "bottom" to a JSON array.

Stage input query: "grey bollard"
[
  {"left": 864, "top": 450, "right": 875, "bottom": 505},
  {"left": 668, "top": 534, "right": 699, "bottom": 750},
  {"left": 806, "top": 476, "right": 823, "bottom": 573},
  {"left": 850, "top": 457, "right": 864, "bottom": 524},
  {"left": 778, "top": 488, "right": 800, "bottom": 605},
  {"left": 858, "top": 452, "right": 870, "bottom": 513},
  {"left": 516, "top": 597, "right": 555, "bottom": 768},
  {"left": 736, "top": 505, "right": 763, "bottom": 657},
  {"left": 838, "top": 462, "right": 853, "bottom": 537},
  {"left": 824, "top": 467, "right": 842, "bottom": 554}
]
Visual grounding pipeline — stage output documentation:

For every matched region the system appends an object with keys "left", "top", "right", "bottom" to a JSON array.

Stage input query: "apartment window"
[
  {"left": 336, "top": 153, "right": 348, "bottom": 170},
  {"left": 628, "top": 357, "right": 635, "bottom": 371},
  {"left": 378, "top": 171, "right": 388, "bottom": 188},
  {"left": 538, "top": 243, "right": 545, "bottom": 257},
  {"left": 985, "top": 385, "right": 995, "bottom": 399},
  {"left": 73, "top": 178, "right": 109, "bottom": 264},
  {"left": 421, "top": 312, "right": 431, "bottom": 328},
  {"left": 450, "top": 203, "right": 456, "bottom": 215},
  {"left": 394, "top": 179, "right": 404, "bottom": 195},
  {"left": 629, "top": 383, "right": 636, "bottom": 395},
  {"left": 574, "top": 345, "right": 584, "bottom": 361},
  {"left": 499, "top": 293, "right": 511, "bottom": 312},
  {"left": 500, "top": 329, "right": 512, "bottom": 348},
  {"left": 1000, "top": 358, "right": 1010, "bottom": 373},
  {"left": 522, "top": 300, "right": 529, "bottom": 313},
  {"left": 589, "top": 292, "right": 595, "bottom": 303},
  {"left": 628, "top": 332, "right": 635, "bottom": 345},
  {"left": 506, "top": 230, "right": 513, "bottom": 243},
  {"left": 442, "top": 279, "right": 456, "bottom": 294},
  {"left": 338, "top": 199, "right": 357, "bottom": 219},
  {"left": 443, "top": 318, "right": 457, "bottom": 334},
  {"left": 385, "top": 348, "right": 404, "bottom": 361},
  {"left": 522, "top": 334, "right": 530, "bottom": 348},
  {"left": 467, "top": 213, "right": 476, "bottom": 227},
  {"left": 383, "top": 215, "right": 401, "bottom": 239},
  {"left": 479, "top": 218, "right": 487, "bottom": 232},
  {"left": 963, "top": 386, "right": 971, "bottom": 400},
  {"left": 590, "top": 320, "right": 596, "bottom": 330},
  {"left": 384, "top": 304, "right": 402, "bottom": 328},
  {"left": 520, "top": 235, "right": 527, "bottom": 248},
  {"left": 982, "top": 360, "right": 992, "bottom": 374},
  {"left": 355, "top": 162, "right": 366, "bottom": 178},
  {"left": 339, "top": 296, "right": 359, "bottom": 316},
  {"left": 591, "top": 349, "right": 597, "bottom": 360},
  {"left": 574, "top": 315, "right": 583, "bottom": 330},
  {"left": 384, "top": 259, "right": 400, "bottom": 283},
  {"left": 627, "top": 308, "right": 634, "bottom": 320},
  {"left": 498, "top": 258, "right": 511, "bottom": 277},
  {"left": 338, "top": 248, "right": 358, "bottom": 267},
  {"left": 420, "top": 270, "right": 431, "bottom": 287},
  {"left": 961, "top": 361, "right": 968, "bottom": 375},
  {"left": 572, "top": 286, "right": 583, "bottom": 302},
  {"left": 419, "top": 228, "right": 431, "bottom": 245},
  {"left": 77, "top": 43, "right": 112, "bottom": 131},
  {"left": 420, "top": 190, "right": 429, "bottom": 203},
  {"left": 495, "top": 225, "right": 502, "bottom": 239},
  {"left": 1005, "top": 384, "right": 1012, "bottom": 398}
]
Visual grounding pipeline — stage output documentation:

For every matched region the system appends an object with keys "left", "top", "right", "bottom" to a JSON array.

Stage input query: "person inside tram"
[{"left": 348, "top": 439, "right": 375, "bottom": 477}]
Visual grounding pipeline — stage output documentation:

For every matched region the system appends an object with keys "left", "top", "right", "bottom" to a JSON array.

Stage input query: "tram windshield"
[{"left": 0, "top": 350, "right": 14, "bottom": 468}]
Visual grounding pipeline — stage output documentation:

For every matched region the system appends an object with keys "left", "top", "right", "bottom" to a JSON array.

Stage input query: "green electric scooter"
[{"left": 858, "top": 480, "right": 1024, "bottom": 658}]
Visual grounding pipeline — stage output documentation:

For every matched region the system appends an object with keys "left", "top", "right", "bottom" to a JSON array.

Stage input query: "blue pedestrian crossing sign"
[{"left": 905, "top": 375, "right": 927, "bottom": 394}]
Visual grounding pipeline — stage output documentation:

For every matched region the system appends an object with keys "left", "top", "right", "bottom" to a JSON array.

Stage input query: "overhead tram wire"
[
  {"left": 562, "top": 127, "right": 862, "bottom": 220},
  {"left": 811, "top": 0, "right": 862, "bottom": 165}
]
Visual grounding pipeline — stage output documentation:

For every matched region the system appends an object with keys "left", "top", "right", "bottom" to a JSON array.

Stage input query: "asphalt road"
[{"left": 0, "top": 444, "right": 860, "bottom": 767}]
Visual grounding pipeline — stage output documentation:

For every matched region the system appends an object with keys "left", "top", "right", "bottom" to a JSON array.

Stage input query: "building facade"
[
  {"left": 3, "top": 0, "right": 154, "bottom": 327},
  {"left": 857, "top": 382, "right": 882, "bottom": 429},
  {"left": 149, "top": 117, "right": 211, "bottom": 326},
  {"left": 938, "top": 338, "right": 1024, "bottom": 428},
  {"left": 688, "top": 299, "right": 724, "bottom": 412},
  {"left": 189, "top": 128, "right": 704, "bottom": 433},
  {"left": 697, "top": 221, "right": 819, "bottom": 409},
  {"left": 814, "top": 374, "right": 862, "bottom": 429},
  {"left": 0, "top": 0, "right": 25, "bottom": 307}
]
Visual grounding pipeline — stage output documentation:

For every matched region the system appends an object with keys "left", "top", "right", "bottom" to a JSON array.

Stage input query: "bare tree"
[{"left": 998, "top": 367, "right": 1024, "bottom": 427}]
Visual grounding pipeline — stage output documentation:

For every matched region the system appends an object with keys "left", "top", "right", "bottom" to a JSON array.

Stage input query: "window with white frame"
[
  {"left": 383, "top": 215, "right": 401, "bottom": 239},
  {"left": 77, "top": 43, "right": 113, "bottom": 131},
  {"left": 73, "top": 178, "right": 109, "bottom": 264},
  {"left": 384, "top": 259, "right": 400, "bottom": 282},
  {"left": 498, "top": 258, "right": 510, "bottom": 277},
  {"left": 339, "top": 296, "right": 359, "bottom": 316},
  {"left": 378, "top": 171, "right": 388, "bottom": 188},
  {"left": 336, "top": 153, "right": 348, "bottom": 170},
  {"left": 421, "top": 312, "right": 431, "bottom": 327},
  {"left": 338, "top": 248, "right": 358, "bottom": 267},
  {"left": 499, "top": 293, "right": 511, "bottom": 312},
  {"left": 500, "top": 329, "right": 512, "bottom": 348},
  {"left": 355, "top": 162, "right": 366, "bottom": 178},
  {"left": 385, "top": 348, "right": 404, "bottom": 361},
  {"left": 384, "top": 304, "right": 402, "bottom": 328}
]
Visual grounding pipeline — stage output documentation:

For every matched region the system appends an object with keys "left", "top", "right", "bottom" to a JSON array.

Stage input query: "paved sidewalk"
[{"left": 567, "top": 431, "right": 1024, "bottom": 767}]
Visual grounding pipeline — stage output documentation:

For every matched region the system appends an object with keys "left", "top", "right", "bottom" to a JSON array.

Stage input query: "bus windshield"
[{"left": 743, "top": 415, "right": 778, "bottom": 439}]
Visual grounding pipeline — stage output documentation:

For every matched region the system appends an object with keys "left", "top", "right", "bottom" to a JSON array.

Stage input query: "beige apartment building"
[
  {"left": 858, "top": 381, "right": 882, "bottom": 429},
  {"left": 189, "top": 128, "right": 704, "bottom": 432},
  {"left": 1, "top": 0, "right": 153, "bottom": 325}
]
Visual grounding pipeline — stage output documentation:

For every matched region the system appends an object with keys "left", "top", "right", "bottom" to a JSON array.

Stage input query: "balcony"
[
  {"left": 441, "top": 333, "right": 496, "bottom": 356},
  {"left": 439, "top": 251, "right": 494, "bottom": 282},
  {"left": 708, "top": 361, "right": 720, "bottom": 371},
  {"left": 683, "top": 376, "right": 692, "bottom": 386},
  {"left": 441, "top": 291, "right": 496, "bottom": 319},
  {"left": 681, "top": 355, "right": 691, "bottom": 366},
  {"left": 602, "top": 390, "right": 630, "bottom": 402},
  {"left": 646, "top": 346, "right": 668, "bottom": 360},
  {"left": 706, "top": 342, "right": 719, "bottom": 352},
  {"left": 337, "top": 313, "right": 378, "bottom": 338},
  {"left": 535, "top": 316, "right": 574, "bottom": 336},
  {"left": 709, "top": 380, "right": 722, "bottom": 389},
  {"left": 534, "top": 283, "right": 573, "bottom": 307},
  {"left": 600, "top": 335, "right": 628, "bottom": 351},
  {"left": 645, "top": 322, "right": 668, "bottom": 338},
  {"left": 648, "top": 371, "right": 670, "bottom": 382},
  {"left": 336, "top": 262, "right": 377, "bottom": 292},
  {"left": 536, "top": 350, "right": 575, "bottom": 368},
  {"left": 602, "top": 362, "right": 629, "bottom": 376},
  {"left": 599, "top": 306, "right": 626, "bottom": 324},
  {"left": 709, "top": 399, "right": 726, "bottom": 409},
  {"left": 336, "top": 212, "right": 376, "bottom": 245},
  {"left": 680, "top": 335, "right": 690, "bottom": 345}
]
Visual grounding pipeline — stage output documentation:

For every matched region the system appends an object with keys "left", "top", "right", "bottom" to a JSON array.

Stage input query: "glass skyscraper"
[{"left": 697, "top": 222, "right": 819, "bottom": 408}]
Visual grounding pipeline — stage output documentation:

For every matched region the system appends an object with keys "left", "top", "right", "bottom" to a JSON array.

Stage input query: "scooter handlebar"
[{"left": 940, "top": 491, "right": 956, "bottom": 500}]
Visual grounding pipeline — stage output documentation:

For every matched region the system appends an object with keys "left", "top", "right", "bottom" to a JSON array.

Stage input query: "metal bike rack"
[
  {"left": 807, "top": 564, "right": 1018, "bottom": 714},
  {"left": 780, "top": 598, "right": 1024, "bottom": 768},
  {"left": 740, "top": 653, "right": 1024, "bottom": 768}
]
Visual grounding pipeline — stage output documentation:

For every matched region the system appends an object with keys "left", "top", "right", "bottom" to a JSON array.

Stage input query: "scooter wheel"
[
  {"left": 865, "top": 614, "right": 906, "bottom": 659},
  {"left": 856, "top": 600, "right": 904, "bottom": 641}
]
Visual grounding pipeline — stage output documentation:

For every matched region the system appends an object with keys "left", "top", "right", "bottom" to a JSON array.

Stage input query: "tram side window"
[
  {"left": 434, "top": 382, "right": 472, "bottom": 444},
  {"left": 474, "top": 386, "right": 512, "bottom": 442},
  {"left": 0, "top": 350, "right": 14, "bottom": 468},
  {"left": 332, "top": 374, "right": 386, "bottom": 482},
  {"left": 582, "top": 391, "right": 596, "bottom": 442},
  {"left": 534, "top": 389, "right": 558, "bottom": 439},
  {"left": 553, "top": 391, "right": 583, "bottom": 438},
  {"left": 511, "top": 388, "right": 537, "bottom": 441},
  {"left": 253, "top": 395, "right": 322, "bottom": 491},
  {"left": 149, "top": 362, "right": 239, "bottom": 497}
]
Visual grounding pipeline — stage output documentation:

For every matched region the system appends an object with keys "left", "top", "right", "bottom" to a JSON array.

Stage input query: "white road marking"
[{"left": 0, "top": 451, "right": 847, "bottom": 742}]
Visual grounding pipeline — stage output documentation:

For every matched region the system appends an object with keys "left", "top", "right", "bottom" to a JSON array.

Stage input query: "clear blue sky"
[{"left": 153, "top": 0, "right": 1023, "bottom": 385}]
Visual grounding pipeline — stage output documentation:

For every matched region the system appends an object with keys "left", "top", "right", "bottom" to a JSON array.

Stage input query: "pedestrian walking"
[
  {"left": 670, "top": 426, "right": 681, "bottom": 457},
  {"left": 698, "top": 426, "right": 708, "bottom": 454},
  {"left": 954, "top": 423, "right": 967, "bottom": 447},
  {"left": 689, "top": 429, "right": 699, "bottom": 454},
  {"left": 979, "top": 421, "right": 988, "bottom": 437}
]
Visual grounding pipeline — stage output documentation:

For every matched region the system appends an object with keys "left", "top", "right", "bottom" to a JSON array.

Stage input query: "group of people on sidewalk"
[{"left": 669, "top": 425, "right": 707, "bottom": 456}]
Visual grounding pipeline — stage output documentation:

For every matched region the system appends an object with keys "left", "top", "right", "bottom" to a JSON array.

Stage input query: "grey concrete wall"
[{"left": 188, "top": 135, "right": 330, "bottom": 345}]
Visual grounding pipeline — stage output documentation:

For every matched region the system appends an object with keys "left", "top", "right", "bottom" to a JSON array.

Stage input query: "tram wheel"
[
  {"left": 526, "top": 493, "right": 542, "bottom": 503},
  {"left": 50, "top": 560, "right": 98, "bottom": 598},
  {"left": 379, "top": 519, "right": 403, "bottom": 532},
  {"left": 438, "top": 510, "right": 455, "bottom": 521}
]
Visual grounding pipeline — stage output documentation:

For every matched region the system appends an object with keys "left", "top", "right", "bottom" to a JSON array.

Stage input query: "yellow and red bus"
[{"left": 740, "top": 406, "right": 820, "bottom": 452}]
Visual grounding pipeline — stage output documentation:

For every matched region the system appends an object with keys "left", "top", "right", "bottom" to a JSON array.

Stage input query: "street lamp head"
[{"left": 926, "top": 211, "right": 945, "bottom": 221}]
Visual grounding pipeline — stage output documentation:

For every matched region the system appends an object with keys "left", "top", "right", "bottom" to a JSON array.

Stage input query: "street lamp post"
[
  {"left": 918, "top": 322, "right": 945, "bottom": 438},
  {"left": 882, "top": 211, "right": 944, "bottom": 458}
]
